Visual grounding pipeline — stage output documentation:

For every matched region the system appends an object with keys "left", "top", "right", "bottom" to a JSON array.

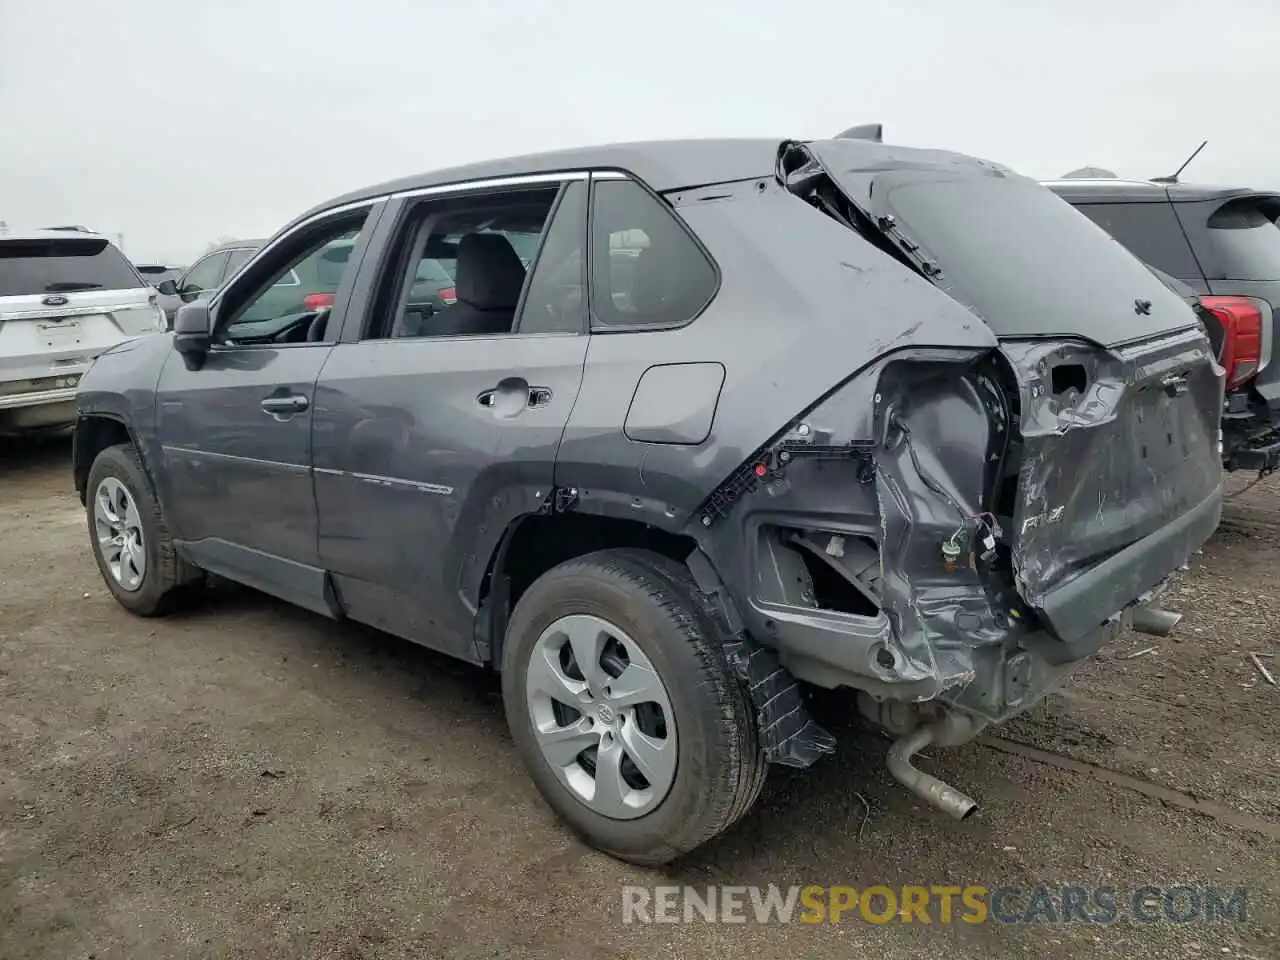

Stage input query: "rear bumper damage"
[{"left": 693, "top": 335, "right": 1223, "bottom": 813}]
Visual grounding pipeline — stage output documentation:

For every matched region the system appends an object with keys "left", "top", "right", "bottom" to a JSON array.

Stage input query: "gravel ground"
[{"left": 1, "top": 437, "right": 1276, "bottom": 959}]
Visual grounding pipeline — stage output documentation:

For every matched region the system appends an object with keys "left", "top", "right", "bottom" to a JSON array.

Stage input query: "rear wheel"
[
  {"left": 501, "top": 548, "right": 765, "bottom": 864},
  {"left": 86, "top": 443, "right": 202, "bottom": 616}
]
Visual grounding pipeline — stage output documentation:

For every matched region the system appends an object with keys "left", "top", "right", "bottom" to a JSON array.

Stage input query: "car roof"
[
  {"left": 202, "top": 239, "right": 265, "bottom": 256},
  {"left": 289, "top": 138, "right": 785, "bottom": 228},
  {"left": 0, "top": 228, "right": 116, "bottom": 243},
  {"left": 1042, "top": 177, "right": 1268, "bottom": 204}
]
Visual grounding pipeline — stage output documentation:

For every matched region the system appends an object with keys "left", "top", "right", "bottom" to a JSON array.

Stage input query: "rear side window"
[
  {"left": 1071, "top": 201, "right": 1202, "bottom": 279},
  {"left": 0, "top": 236, "right": 144, "bottom": 296},
  {"left": 1197, "top": 198, "right": 1280, "bottom": 281},
  {"left": 588, "top": 179, "right": 717, "bottom": 329},
  {"left": 224, "top": 247, "right": 255, "bottom": 275}
]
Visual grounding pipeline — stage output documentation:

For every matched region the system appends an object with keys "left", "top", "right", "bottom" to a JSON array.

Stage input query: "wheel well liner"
[
  {"left": 73, "top": 415, "right": 135, "bottom": 504},
  {"left": 477, "top": 512, "right": 698, "bottom": 667}
]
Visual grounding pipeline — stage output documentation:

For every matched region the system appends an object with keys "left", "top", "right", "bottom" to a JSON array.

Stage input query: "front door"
[
  {"left": 154, "top": 204, "right": 381, "bottom": 613},
  {"left": 313, "top": 178, "right": 590, "bottom": 656}
]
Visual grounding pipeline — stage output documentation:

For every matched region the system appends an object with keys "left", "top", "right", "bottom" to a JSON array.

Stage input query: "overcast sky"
[{"left": 2, "top": 0, "right": 1276, "bottom": 263}]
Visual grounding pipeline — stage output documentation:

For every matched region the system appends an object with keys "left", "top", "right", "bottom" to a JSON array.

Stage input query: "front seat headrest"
[{"left": 455, "top": 233, "right": 526, "bottom": 311}]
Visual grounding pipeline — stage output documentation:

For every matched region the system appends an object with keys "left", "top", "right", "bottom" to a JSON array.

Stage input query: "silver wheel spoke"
[
  {"left": 562, "top": 618, "right": 611, "bottom": 695},
  {"left": 607, "top": 660, "right": 665, "bottom": 710},
  {"left": 619, "top": 716, "right": 675, "bottom": 787},
  {"left": 535, "top": 718, "right": 597, "bottom": 768},
  {"left": 591, "top": 738, "right": 630, "bottom": 818},
  {"left": 527, "top": 644, "right": 588, "bottom": 706},
  {"left": 95, "top": 489, "right": 119, "bottom": 526}
]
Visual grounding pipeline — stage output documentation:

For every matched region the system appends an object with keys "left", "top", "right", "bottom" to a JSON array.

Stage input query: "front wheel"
[
  {"left": 501, "top": 548, "right": 766, "bottom": 865},
  {"left": 86, "top": 443, "right": 202, "bottom": 616}
]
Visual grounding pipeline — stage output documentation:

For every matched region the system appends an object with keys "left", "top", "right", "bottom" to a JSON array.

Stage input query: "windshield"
[
  {"left": 870, "top": 171, "right": 1192, "bottom": 344},
  {"left": 0, "top": 236, "right": 144, "bottom": 296}
]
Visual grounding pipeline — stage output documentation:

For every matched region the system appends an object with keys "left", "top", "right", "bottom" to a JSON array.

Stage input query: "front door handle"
[{"left": 261, "top": 394, "right": 309, "bottom": 414}]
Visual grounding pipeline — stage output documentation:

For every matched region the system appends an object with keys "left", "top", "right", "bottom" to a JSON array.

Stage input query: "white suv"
[{"left": 0, "top": 230, "right": 166, "bottom": 433}]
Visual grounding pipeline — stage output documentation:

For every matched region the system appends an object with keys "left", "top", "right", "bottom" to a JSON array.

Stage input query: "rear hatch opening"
[{"left": 778, "top": 139, "right": 1224, "bottom": 644}]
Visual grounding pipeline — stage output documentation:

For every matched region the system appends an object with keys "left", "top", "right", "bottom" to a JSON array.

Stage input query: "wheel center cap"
[{"left": 596, "top": 703, "right": 615, "bottom": 725}]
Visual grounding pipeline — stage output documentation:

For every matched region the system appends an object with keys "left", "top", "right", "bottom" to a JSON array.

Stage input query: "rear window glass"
[
  {"left": 1201, "top": 199, "right": 1280, "bottom": 281},
  {"left": 1070, "top": 201, "right": 1202, "bottom": 279},
  {"left": 871, "top": 174, "right": 1192, "bottom": 345},
  {"left": 0, "top": 237, "right": 143, "bottom": 296}
]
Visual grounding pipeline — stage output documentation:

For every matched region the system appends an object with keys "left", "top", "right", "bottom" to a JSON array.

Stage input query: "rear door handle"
[
  {"left": 477, "top": 383, "right": 553, "bottom": 409},
  {"left": 261, "top": 394, "right": 309, "bottom": 414}
]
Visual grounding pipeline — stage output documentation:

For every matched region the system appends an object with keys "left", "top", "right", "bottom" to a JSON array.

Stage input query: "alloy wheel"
[
  {"left": 94, "top": 476, "right": 146, "bottom": 592},
  {"left": 526, "top": 614, "right": 678, "bottom": 820}
]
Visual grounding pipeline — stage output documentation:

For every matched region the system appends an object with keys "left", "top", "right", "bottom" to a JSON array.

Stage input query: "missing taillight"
[
  {"left": 1200, "top": 296, "right": 1264, "bottom": 389},
  {"left": 1050, "top": 363, "right": 1088, "bottom": 396}
]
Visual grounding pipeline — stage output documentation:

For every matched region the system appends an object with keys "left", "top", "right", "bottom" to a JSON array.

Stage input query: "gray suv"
[{"left": 73, "top": 137, "right": 1224, "bottom": 864}]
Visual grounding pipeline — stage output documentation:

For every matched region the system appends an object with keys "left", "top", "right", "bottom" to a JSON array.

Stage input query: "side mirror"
[
  {"left": 173, "top": 301, "right": 212, "bottom": 370},
  {"left": 155, "top": 279, "right": 178, "bottom": 296}
]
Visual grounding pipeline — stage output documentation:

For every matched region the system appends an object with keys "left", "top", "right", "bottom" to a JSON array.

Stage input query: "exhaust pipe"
[
  {"left": 1130, "top": 606, "right": 1182, "bottom": 637},
  {"left": 886, "top": 725, "right": 978, "bottom": 821}
]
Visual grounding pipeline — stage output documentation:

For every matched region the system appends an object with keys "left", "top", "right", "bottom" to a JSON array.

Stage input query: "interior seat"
[{"left": 421, "top": 233, "right": 526, "bottom": 337}]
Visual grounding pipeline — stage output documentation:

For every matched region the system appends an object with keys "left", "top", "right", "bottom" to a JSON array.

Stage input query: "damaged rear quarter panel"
[
  {"left": 554, "top": 180, "right": 998, "bottom": 530},
  {"left": 697, "top": 349, "right": 1043, "bottom": 720}
]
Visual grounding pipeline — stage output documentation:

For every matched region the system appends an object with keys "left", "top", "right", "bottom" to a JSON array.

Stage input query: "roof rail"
[{"left": 833, "top": 123, "right": 883, "bottom": 143}]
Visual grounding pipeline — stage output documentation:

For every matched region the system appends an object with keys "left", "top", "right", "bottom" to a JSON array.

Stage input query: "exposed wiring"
[{"left": 895, "top": 416, "right": 1001, "bottom": 558}]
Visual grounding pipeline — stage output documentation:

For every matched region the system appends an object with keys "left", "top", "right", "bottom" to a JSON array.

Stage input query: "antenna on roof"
[
  {"left": 1151, "top": 140, "right": 1207, "bottom": 184},
  {"left": 834, "top": 123, "right": 883, "bottom": 142}
]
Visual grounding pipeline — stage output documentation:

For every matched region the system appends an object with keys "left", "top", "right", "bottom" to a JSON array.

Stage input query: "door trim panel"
[{"left": 176, "top": 537, "right": 341, "bottom": 618}]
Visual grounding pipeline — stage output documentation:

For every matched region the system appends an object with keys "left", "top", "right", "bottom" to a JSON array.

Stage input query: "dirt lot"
[{"left": 2, "top": 437, "right": 1277, "bottom": 960}]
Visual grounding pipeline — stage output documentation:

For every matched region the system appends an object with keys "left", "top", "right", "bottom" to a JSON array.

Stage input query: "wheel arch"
[
  {"left": 472, "top": 508, "right": 701, "bottom": 668},
  {"left": 74, "top": 413, "right": 144, "bottom": 505}
]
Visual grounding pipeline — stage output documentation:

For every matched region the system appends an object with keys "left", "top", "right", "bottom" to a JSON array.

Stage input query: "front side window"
[
  {"left": 0, "top": 236, "right": 144, "bottom": 297},
  {"left": 588, "top": 179, "right": 717, "bottom": 330},
  {"left": 213, "top": 209, "right": 371, "bottom": 345},
  {"left": 180, "top": 252, "right": 229, "bottom": 297}
]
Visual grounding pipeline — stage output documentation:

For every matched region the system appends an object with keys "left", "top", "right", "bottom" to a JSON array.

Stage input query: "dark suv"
[
  {"left": 1045, "top": 177, "right": 1280, "bottom": 471},
  {"left": 73, "top": 138, "right": 1223, "bottom": 864}
]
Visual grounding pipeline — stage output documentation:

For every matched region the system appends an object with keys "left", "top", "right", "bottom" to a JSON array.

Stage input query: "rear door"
[
  {"left": 0, "top": 234, "right": 161, "bottom": 389},
  {"left": 807, "top": 140, "right": 1223, "bottom": 641},
  {"left": 313, "top": 175, "right": 590, "bottom": 658},
  {"left": 154, "top": 205, "right": 379, "bottom": 614}
]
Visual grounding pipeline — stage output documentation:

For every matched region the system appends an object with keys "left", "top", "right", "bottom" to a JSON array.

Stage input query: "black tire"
[
  {"left": 501, "top": 548, "right": 766, "bottom": 865},
  {"left": 85, "top": 443, "right": 202, "bottom": 616}
]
